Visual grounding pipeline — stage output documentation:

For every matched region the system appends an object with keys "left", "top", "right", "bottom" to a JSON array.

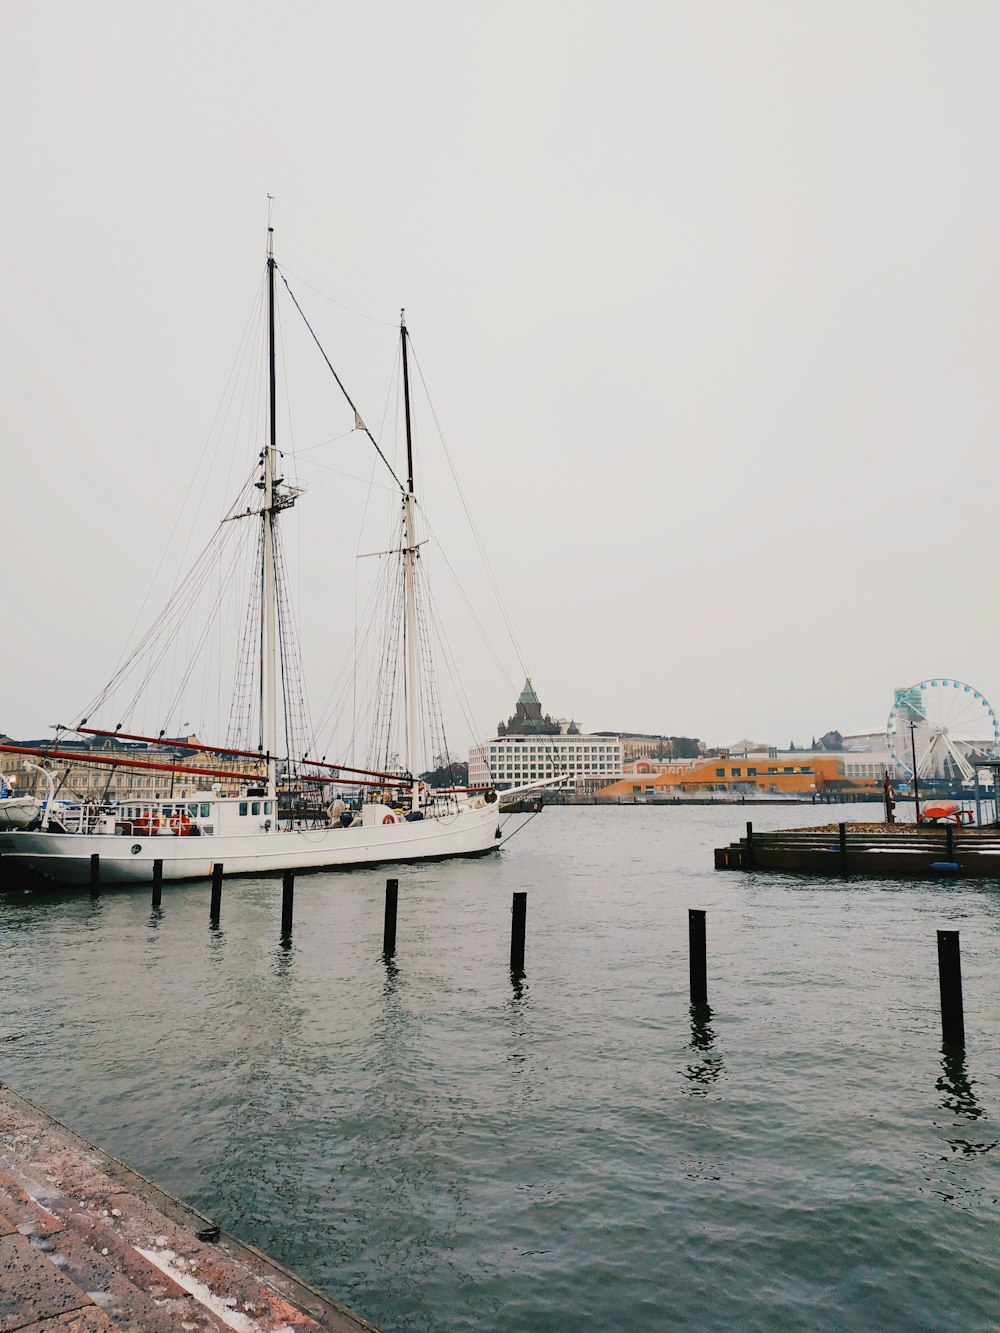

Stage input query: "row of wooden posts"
[
  {"left": 89, "top": 855, "right": 531, "bottom": 971},
  {"left": 687, "top": 907, "right": 967, "bottom": 1048},
  {"left": 92, "top": 856, "right": 967, "bottom": 1046}
]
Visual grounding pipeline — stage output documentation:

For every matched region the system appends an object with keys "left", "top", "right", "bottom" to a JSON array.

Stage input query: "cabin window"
[
  {"left": 265, "top": 801, "right": 273, "bottom": 815},
  {"left": 163, "top": 806, "right": 173, "bottom": 818},
  {"left": 251, "top": 801, "right": 260, "bottom": 815},
  {"left": 239, "top": 802, "right": 248, "bottom": 816},
  {"left": 200, "top": 804, "right": 210, "bottom": 817},
  {"left": 187, "top": 804, "right": 199, "bottom": 817}
]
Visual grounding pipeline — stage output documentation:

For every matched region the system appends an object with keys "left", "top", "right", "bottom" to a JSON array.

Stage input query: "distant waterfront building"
[
  {"left": 0, "top": 732, "right": 256, "bottom": 802},
  {"left": 469, "top": 679, "right": 622, "bottom": 791},
  {"left": 596, "top": 743, "right": 906, "bottom": 800}
]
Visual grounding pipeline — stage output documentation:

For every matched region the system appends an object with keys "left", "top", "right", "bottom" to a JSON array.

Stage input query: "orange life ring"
[
  {"left": 169, "top": 810, "right": 192, "bottom": 836},
  {"left": 382, "top": 813, "right": 396, "bottom": 825},
  {"left": 136, "top": 813, "right": 151, "bottom": 833}
]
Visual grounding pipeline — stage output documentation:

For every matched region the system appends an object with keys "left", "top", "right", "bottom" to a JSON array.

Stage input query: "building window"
[
  {"left": 732, "top": 767, "right": 741, "bottom": 777},
  {"left": 716, "top": 768, "right": 725, "bottom": 777},
  {"left": 747, "top": 768, "right": 757, "bottom": 777}
]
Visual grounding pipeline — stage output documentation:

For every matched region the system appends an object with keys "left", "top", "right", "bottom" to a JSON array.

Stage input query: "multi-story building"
[
  {"left": 468, "top": 680, "right": 622, "bottom": 791},
  {"left": 0, "top": 733, "right": 258, "bottom": 803}
]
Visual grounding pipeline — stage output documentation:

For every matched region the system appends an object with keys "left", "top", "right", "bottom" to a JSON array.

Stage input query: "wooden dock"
[
  {"left": 0, "top": 1081, "right": 377, "bottom": 1333},
  {"left": 715, "top": 821, "right": 1000, "bottom": 877}
]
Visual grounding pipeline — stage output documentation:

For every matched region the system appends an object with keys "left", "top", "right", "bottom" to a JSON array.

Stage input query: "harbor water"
[{"left": 1, "top": 803, "right": 998, "bottom": 1331}]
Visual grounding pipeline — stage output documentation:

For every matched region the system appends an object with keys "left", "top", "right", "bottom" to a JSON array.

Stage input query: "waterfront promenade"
[{"left": 0, "top": 1082, "right": 375, "bottom": 1333}]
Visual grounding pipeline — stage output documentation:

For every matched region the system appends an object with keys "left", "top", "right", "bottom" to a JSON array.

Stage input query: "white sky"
[{"left": 3, "top": 1, "right": 1000, "bottom": 754}]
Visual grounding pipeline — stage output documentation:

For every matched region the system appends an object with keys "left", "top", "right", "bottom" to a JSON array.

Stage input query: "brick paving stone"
[
  {"left": 16, "top": 1309, "right": 125, "bottom": 1332},
  {"left": 0, "top": 1231, "right": 94, "bottom": 1333}
]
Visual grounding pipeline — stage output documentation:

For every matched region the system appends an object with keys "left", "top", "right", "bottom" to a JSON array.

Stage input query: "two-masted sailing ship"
[{"left": 1, "top": 228, "right": 546, "bottom": 885}]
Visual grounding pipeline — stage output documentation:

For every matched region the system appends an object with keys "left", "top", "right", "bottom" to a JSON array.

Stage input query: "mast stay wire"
[
  {"left": 407, "top": 338, "right": 529, "bottom": 681},
  {"left": 278, "top": 269, "right": 406, "bottom": 495},
  {"left": 92, "top": 279, "right": 267, "bottom": 709}
]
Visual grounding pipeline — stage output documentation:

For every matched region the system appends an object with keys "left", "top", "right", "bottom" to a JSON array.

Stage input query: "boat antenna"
[{"left": 401, "top": 308, "right": 415, "bottom": 496}]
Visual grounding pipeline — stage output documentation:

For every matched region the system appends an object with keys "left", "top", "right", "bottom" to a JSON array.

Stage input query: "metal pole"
[
  {"left": 910, "top": 722, "right": 921, "bottom": 824},
  {"left": 152, "top": 859, "right": 163, "bottom": 908}
]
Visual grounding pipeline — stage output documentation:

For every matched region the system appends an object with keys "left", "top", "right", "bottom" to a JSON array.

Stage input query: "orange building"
[{"left": 597, "top": 753, "right": 879, "bottom": 801}]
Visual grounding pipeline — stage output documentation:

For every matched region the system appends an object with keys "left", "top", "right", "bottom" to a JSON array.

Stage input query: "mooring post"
[
  {"left": 945, "top": 825, "right": 955, "bottom": 860},
  {"left": 689, "top": 909, "right": 707, "bottom": 1005},
  {"left": 383, "top": 877, "right": 398, "bottom": 956},
  {"left": 745, "top": 820, "right": 754, "bottom": 869},
  {"left": 838, "top": 821, "right": 848, "bottom": 872},
  {"left": 510, "top": 891, "right": 527, "bottom": 973},
  {"left": 281, "top": 870, "right": 294, "bottom": 937},
  {"left": 151, "top": 859, "right": 163, "bottom": 908},
  {"left": 90, "top": 853, "right": 100, "bottom": 893},
  {"left": 937, "top": 929, "right": 965, "bottom": 1046},
  {"left": 210, "top": 863, "right": 223, "bottom": 923}
]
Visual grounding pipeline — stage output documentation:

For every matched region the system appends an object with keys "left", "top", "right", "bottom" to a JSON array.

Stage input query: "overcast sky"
[{"left": 4, "top": 1, "right": 1000, "bottom": 755}]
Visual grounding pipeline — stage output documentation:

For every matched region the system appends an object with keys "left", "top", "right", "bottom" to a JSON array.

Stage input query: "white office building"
[
  {"left": 468, "top": 678, "right": 622, "bottom": 791},
  {"left": 469, "top": 732, "right": 623, "bottom": 790}
]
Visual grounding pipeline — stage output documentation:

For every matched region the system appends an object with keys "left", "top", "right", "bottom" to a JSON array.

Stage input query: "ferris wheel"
[{"left": 886, "top": 679, "right": 1000, "bottom": 782}]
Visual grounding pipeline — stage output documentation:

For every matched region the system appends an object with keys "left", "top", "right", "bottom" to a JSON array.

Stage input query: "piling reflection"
[
  {"left": 681, "top": 1003, "right": 723, "bottom": 1094},
  {"left": 937, "top": 1046, "right": 985, "bottom": 1121}
]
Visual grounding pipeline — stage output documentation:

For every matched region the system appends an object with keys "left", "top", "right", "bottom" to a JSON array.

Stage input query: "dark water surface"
[{"left": 2, "top": 804, "right": 998, "bottom": 1331}]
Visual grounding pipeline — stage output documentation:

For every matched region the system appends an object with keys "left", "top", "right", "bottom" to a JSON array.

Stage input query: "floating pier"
[
  {"left": 0, "top": 1081, "right": 376, "bottom": 1332},
  {"left": 715, "top": 820, "right": 1000, "bottom": 877}
]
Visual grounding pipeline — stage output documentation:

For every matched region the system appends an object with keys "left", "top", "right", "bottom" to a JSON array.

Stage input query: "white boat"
[
  {"left": 1, "top": 228, "right": 547, "bottom": 886},
  {"left": 0, "top": 784, "right": 41, "bottom": 830}
]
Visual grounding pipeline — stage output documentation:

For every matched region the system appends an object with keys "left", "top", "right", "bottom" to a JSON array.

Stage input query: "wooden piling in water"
[
  {"left": 151, "top": 859, "right": 163, "bottom": 908},
  {"left": 383, "top": 878, "right": 398, "bottom": 956},
  {"left": 510, "top": 892, "right": 527, "bottom": 972},
  {"left": 210, "top": 863, "right": 223, "bottom": 923},
  {"left": 838, "top": 822, "right": 848, "bottom": 872},
  {"left": 937, "top": 929, "right": 965, "bottom": 1047},
  {"left": 90, "top": 853, "right": 100, "bottom": 893},
  {"left": 281, "top": 871, "right": 294, "bottom": 937},
  {"left": 689, "top": 909, "right": 707, "bottom": 1005}
]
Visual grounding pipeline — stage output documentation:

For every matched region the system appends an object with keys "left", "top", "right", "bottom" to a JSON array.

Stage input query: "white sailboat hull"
[{"left": 0, "top": 802, "right": 501, "bottom": 885}]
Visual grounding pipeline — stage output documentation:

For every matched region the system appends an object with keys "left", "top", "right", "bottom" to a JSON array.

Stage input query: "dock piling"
[
  {"left": 281, "top": 871, "right": 294, "bottom": 937},
  {"left": 210, "top": 863, "right": 223, "bottom": 923},
  {"left": 745, "top": 821, "right": 754, "bottom": 868},
  {"left": 838, "top": 822, "right": 848, "bottom": 872},
  {"left": 151, "top": 859, "right": 163, "bottom": 908},
  {"left": 510, "top": 891, "right": 527, "bottom": 973},
  {"left": 90, "top": 853, "right": 100, "bottom": 893},
  {"left": 937, "top": 929, "right": 965, "bottom": 1047},
  {"left": 383, "top": 878, "right": 398, "bottom": 957},
  {"left": 689, "top": 909, "right": 707, "bottom": 1005},
  {"left": 945, "top": 825, "right": 955, "bottom": 860}
]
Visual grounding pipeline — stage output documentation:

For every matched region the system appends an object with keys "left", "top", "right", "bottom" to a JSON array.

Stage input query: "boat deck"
[
  {"left": 714, "top": 820, "right": 1000, "bottom": 877},
  {"left": 0, "top": 1082, "right": 376, "bottom": 1332}
]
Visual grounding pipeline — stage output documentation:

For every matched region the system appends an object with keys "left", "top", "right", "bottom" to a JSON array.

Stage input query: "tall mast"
[
  {"left": 400, "top": 310, "right": 421, "bottom": 810},
  {"left": 261, "top": 226, "right": 279, "bottom": 795}
]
